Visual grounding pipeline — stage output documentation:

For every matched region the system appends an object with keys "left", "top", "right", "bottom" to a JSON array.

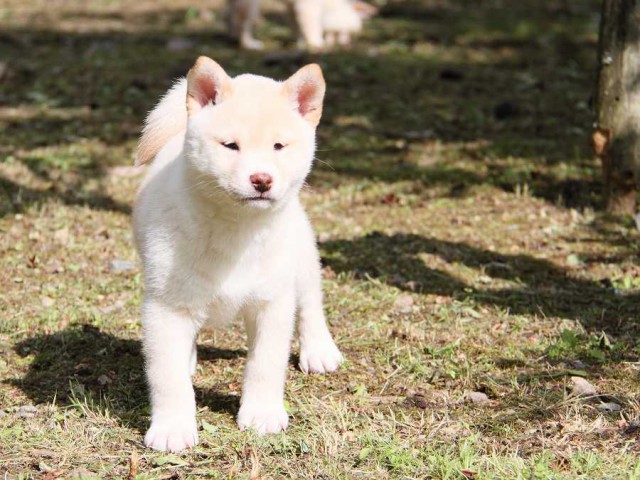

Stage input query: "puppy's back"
[{"left": 136, "top": 79, "right": 188, "bottom": 166}]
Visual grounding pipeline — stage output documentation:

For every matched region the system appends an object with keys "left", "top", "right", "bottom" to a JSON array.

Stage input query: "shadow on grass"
[
  {"left": 7, "top": 324, "right": 244, "bottom": 431},
  {"left": 0, "top": 0, "right": 606, "bottom": 218},
  {"left": 321, "top": 231, "right": 640, "bottom": 336},
  {"left": 0, "top": 176, "right": 132, "bottom": 217}
]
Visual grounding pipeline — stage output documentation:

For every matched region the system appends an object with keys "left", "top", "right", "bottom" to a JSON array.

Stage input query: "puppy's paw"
[
  {"left": 144, "top": 415, "right": 198, "bottom": 452},
  {"left": 299, "top": 337, "right": 344, "bottom": 374},
  {"left": 240, "top": 36, "right": 264, "bottom": 50},
  {"left": 237, "top": 401, "right": 288, "bottom": 435}
]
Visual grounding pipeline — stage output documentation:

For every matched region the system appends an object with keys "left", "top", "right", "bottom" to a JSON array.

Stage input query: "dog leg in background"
[
  {"left": 337, "top": 31, "right": 351, "bottom": 46},
  {"left": 296, "top": 225, "right": 343, "bottom": 374},
  {"left": 325, "top": 31, "right": 336, "bottom": 47},
  {"left": 142, "top": 301, "right": 200, "bottom": 452},
  {"left": 229, "top": 0, "right": 263, "bottom": 50},
  {"left": 237, "top": 293, "right": 296, "bottom": 434},
  {"left": 293, "top": 0, "right": 324, "bottom": 49},
  {"left": 321, "top": 0, "right": 364, "bottom": 47}
]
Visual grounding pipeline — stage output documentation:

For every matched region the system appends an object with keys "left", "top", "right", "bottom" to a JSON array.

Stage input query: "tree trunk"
[{"left": 593, "top": 0, "right": 640, "bottom": 215}]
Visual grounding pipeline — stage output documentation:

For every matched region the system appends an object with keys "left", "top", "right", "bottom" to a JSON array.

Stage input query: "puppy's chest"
[{"left": 189, "top": 236, "right": 293, "bottom": 304}]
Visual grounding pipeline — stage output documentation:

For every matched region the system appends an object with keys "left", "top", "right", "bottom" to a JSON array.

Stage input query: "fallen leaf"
[
  {"left": 343, "top": 431, "right": 356, "bottom": 442},
  {"left": 100, "top": 300, "right": 125, "bottom": 315},
  {"left": 468, "top": 392, "right": 489, "bottom": 404},
  {"left": 404, "top": 280, "right": 421, "bottom": 292},
  {"left": 317, "top": 231, "right": 331, "bottom": 243},
  {"left": 570, "top": 376, "right": 596, "bottom": 396},
  {"left": 394, "top": 295, "right": 414, "bottom": 313},
  {"left": 407, "top": 392, "right": 428, "bottom": 409},
  {"left": 381, "top": 193, "right": 399, "bottom": 205},
  {"left": 41, "top": 296, "right": 54, "bottom": 308},
  {"left": 53, "top": 227, "right": 69, "bottom": 245},
  {"left": 31, "top": 449, "right": 56, "bottom": 458},
  {"left": 358, "top": 447, "right": 372, "bottom": 460},
  {"left": 597, "top": 402, "right": 621, "bottom": 412},
  {"left": 128, "top": 452, "right": 139, "bottom": 480},
  {"left": 110, "top": 260, "right": 136, "bottom": 272},
  {"left": 622, "top": 421, "right": 640, "bottom": 435},
  {"left": 201, "top": 420, "right": 218, "bottom": 435},
  {"left": 48, "top": 260, "right": 64, "bottom": 274},
  {"left": 27, "top": 254, "right": 37, "bottom": 268},
  {"left": 566, "top": 253, "right": 582, "bottom": 267},
  {"left": 322, "top": 265, "right": 336, "bottom": 279},
  {"left": 591, "top": 127, "right": 610, "bottom": 156},
  {"left": 16, "top": 405, "right": 38, "bottom": 418}
]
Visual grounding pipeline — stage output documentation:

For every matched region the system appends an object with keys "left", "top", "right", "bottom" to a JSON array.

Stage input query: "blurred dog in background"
[{"left": 228, "top": 0, "right": 378, "bottom": 50}]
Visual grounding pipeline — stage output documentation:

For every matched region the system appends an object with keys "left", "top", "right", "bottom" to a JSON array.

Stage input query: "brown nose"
[{"left": 250, "top": 173, "right": 273, "bottom": 193}]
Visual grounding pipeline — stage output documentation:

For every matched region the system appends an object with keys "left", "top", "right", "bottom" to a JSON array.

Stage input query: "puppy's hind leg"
[
  {"left": 293, "top": 0, "right": 324, "bottom": 50},
  {"left": 337, "top": 31, "right": 352, "bottom": 46},
  {"left": 142, "top": 301, "right": 200, "bottom": 452},
  {"left": 325, "top": 31, "right": 337, "bottom": 47},
  {"left": 229, "top": 0, "right": 264, "bottom": 50}
]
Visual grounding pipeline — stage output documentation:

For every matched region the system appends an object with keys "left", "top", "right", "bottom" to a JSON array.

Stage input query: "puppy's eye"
[
  {"left": 274, "top": 143, "right": 285, "bottom": 151},
  {"left": 222, "top": 142, "right": 239, "bottom": 151}
]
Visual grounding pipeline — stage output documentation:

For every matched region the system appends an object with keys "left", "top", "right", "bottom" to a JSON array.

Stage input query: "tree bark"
[{"left": 593, "top": 0, "right": 640, "bottom": 215}]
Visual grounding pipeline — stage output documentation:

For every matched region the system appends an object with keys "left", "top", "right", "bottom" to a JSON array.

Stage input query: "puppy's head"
[{"left": 183, "top": 56, "right": 325, "bottom": 211}]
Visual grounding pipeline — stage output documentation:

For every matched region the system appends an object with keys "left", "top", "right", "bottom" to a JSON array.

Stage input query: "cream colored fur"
[
  {"left": 133, "top": 57, "right": 343, "bottom": 452},
  {"left": 229, "top": 0, "right": 373, "bottom": 50},
  {"left": 322, "top": 0, "right": 363, "bottom": 46}
]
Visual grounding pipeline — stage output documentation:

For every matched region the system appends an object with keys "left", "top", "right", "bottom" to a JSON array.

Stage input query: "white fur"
[
  {"left": 133, "top": 66, "right": 343, "bottom": 452},
  {"left": 230, "top": 0, "right": 369, "bottom": 49},
  {"left": 322, "top": 0, "right": 363, "bottom": 46}
]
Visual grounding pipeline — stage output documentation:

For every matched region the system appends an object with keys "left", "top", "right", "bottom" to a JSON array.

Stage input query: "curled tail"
[{"left": 136, "top": 79, "right": 188, "bottom": 166}]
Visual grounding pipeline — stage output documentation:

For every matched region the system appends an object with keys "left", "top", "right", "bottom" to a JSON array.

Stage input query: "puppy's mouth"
[{"left": 241, "top": 195, "right": 274, "bottom": 204}]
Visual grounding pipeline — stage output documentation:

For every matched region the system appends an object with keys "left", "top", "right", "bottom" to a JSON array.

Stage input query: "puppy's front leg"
[
  {"left": 238, "top": 293, "right": 295, "bottom": 434},
  {"left": 297, "top": 242, "right": 343, "bottom": 374},
  {"left": 142, "top": 300, "right": 199, "bottom": 452}
]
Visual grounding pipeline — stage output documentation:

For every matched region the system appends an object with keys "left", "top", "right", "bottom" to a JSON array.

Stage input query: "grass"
[{"left": 1, "top": 0, "right": 640, "bottom": 478}]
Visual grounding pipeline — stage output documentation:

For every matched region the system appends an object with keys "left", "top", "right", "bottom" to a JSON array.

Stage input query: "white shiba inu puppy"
[
  {"left": 228, "top": 0, "right": 376, "bottom": 50},
  {"left": 133, "top": 56, "right": 344, "bottom": 452}
]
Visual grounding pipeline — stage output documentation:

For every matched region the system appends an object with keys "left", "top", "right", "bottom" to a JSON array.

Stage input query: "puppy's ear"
[
  {"left": 186, "top": 56, "right": 233, "bottom": 116},
  {"left": 282, "top": 63, "right": 326, "bottom": 127}
]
